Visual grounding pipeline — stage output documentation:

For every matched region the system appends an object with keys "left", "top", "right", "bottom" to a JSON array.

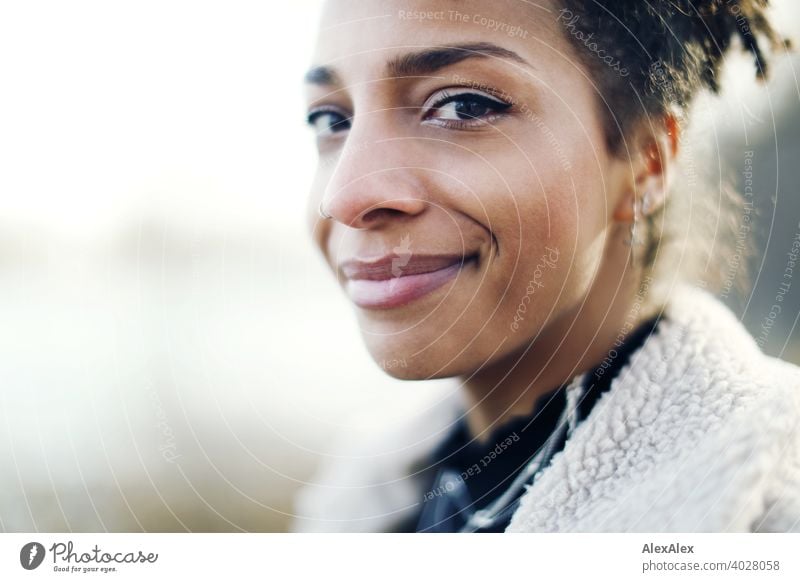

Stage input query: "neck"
[{"left": 459, "top": 262, "right": 655, "bottom": 441}]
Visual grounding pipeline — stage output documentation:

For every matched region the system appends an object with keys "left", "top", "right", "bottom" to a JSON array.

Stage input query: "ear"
[{"left": 613, "top": 113, "right": 679, "bottom": 222}]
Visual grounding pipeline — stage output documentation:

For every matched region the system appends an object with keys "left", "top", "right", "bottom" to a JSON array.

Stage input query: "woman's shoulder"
[
  {"left": 507, "top": 285, "right": 800, "bottom": 532},
  {"left": 659, "top": 283, "right": 800, "bottom": 396},
  {"left": 649, "top": 284, "right": 800, "bottom": 470}
]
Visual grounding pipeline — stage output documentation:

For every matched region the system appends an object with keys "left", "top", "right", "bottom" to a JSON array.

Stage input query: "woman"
[{"left": 293, "top": 0, "right": 800, "bottom": 532}]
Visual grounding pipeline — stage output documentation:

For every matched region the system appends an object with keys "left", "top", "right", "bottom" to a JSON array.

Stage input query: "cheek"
[
  {"left": 478, "top": 145, "right": 606, "bottom": 255},
  {"left": 470, "top": 134, "right": 610, "bottom": 321}
]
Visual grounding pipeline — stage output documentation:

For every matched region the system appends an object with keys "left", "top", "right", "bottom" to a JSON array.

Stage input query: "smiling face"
[{"left": 304, "top": 0, "right": 636, "bottom": 380}]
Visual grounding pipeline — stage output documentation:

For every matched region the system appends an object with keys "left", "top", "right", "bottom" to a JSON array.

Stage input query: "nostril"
[{"left": 361, "top": 207, "right": 407, "bottom": 224}]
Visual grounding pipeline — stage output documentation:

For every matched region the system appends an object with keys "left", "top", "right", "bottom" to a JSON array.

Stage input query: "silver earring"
[
  {"left": 624, "top": 190, "right": 653, "bottom": 247},
  {"left": 641, "top": 189, "right": 654, "bottom": 216},
  {"left": 318, "top": 200, "right": 332, "bottom": 220},
  {"left": 624, "top": 197, "right": 641, "bottom": 248}
]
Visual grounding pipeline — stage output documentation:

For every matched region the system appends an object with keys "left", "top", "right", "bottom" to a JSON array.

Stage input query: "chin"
[
  {"left": 373, "top": 362, "right": 432, "bottom": 381},
  {"left": 361, "top": 328, "right": 493, "bottom": 380},
  {"left": 372, "top": 358, "right": 468, "bottom": 381},
  {"left": 364, "top": 344, "right": 448, "bottom": 380}
]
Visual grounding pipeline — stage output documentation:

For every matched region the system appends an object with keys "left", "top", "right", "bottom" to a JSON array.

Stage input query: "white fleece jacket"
[{"left": 291, "top": 286, "right": 800, "bottom": 532}]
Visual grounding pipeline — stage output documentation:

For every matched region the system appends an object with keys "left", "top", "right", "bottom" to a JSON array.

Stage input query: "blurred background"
[{"left": 0, "top": 1, "right": 798, "bottom": 532}]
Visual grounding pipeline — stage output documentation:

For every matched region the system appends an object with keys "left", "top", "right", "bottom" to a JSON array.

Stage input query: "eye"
[
  {"left": 423, "top": 89, "right": 512, "bottom": 129},
  {"left": 306, "top": 106, "right": 351, "bottom": 137}
]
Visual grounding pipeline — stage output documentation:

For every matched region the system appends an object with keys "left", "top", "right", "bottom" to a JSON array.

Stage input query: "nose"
[{"left": 319, "top": 136, "right": 428, "bottom": 230}]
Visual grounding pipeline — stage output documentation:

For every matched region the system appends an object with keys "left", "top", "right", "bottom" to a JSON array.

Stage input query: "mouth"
[{"left": 339, "top": 252, "right": 479, "bottom": 310}]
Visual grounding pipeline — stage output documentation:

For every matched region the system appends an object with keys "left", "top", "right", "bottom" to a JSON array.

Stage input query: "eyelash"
[
  {"left": 422, "top": 89, "right": 513, "bottom": 130},
  {"left": 305, "top": 88, "right": 513, "bottom": 137},
  {"left": 306, "top": 106, "right": 352, "bottom": 137}
]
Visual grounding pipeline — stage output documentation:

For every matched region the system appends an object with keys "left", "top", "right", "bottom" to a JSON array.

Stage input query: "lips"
[{"left": 339, "top": 253, "right": 477, "bottom": 309}]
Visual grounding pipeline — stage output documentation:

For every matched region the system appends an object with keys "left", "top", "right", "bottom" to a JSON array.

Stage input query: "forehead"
[{"left": 311, "top": 0, "right": 564, "bottom": 77}]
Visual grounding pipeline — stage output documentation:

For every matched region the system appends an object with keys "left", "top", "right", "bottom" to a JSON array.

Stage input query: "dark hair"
[
  {"left": 559, "top": 0, "right": 787, "bottom": 153},
  {"left": 557, "top": 0, "right": 788, "bottom": 298}
]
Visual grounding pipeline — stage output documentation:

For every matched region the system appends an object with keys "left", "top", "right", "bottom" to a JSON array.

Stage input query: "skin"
[{"left": 304, "top": 0, "right": 677, "bottom": 439}]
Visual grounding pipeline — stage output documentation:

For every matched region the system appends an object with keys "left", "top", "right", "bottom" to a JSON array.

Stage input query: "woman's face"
[{"left": 305, "top": 0, "right": 632, "bottom": 379}]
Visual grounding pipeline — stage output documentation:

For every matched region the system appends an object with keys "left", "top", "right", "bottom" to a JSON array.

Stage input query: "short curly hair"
[{"left": 560, "top": 0, "right": 786, "bottom": 152}]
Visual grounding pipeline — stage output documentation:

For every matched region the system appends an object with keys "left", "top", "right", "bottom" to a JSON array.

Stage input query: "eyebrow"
[{"left": 303, "top": 42, "right": 533, "bottom": 86}]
